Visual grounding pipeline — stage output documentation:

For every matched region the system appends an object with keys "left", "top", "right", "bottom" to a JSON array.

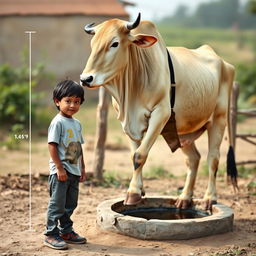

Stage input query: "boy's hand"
[
  {"left": 57, "top": 168, "right": 68, "bottom": 181},
  {"left": 80, "top": 167, "right": 86, "bottom": 182}
]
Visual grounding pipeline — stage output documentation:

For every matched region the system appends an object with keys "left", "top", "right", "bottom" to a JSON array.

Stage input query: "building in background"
[{"left": 0, "top": 0, "right": 129, "bottom": 81}]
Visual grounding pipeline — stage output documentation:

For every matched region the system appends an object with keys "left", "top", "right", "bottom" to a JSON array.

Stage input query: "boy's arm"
[
  {"left": 48, "top": 142, "right": 68, "bottom": 181},
  {"left": 80, "top": 151, "right": 86, "bottom": 182}
]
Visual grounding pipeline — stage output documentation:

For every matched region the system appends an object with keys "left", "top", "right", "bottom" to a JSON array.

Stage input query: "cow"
[{"left": 80, "top": 13, "right": 237, "bottom": 210}]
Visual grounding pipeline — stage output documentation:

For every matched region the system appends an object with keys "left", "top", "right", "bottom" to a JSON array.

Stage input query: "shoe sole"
[
  {"left": 44, "top": 241, "right": 68, "bottom": 250},
  {"left": 63, "top": 239, "right": 87, "bottom": 244}
]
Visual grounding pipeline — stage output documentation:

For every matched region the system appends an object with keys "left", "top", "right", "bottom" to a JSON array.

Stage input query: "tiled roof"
[{"left": 0, "top": 0, "right": 129, "bottom": 17}]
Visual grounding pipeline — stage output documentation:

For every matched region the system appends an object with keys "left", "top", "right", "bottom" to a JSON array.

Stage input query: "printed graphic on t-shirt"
[
  {"left": 63, "top": 141, "right": 82, "bottom": 164},
  {"left": 61, "top": 128, "right": 82, "bottom": 165}
]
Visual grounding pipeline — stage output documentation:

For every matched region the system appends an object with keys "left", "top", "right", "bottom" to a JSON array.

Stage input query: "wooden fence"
[{"left": 229, "top": 82, "right": 256, "bottom": 165}]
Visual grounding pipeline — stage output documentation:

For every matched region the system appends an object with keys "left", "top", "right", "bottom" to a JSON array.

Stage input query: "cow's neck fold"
[
  {"left": 104, "top": 46, "right": 159, "bottom": 140},
  {"left": 107, "top": 45, "right": 154, "bottom": 121}
]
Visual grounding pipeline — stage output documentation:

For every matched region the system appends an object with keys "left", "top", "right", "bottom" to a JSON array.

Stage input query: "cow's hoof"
[
  {"left": 175, "top": 198, "right": 192, "bottom": 209},
  {"left": 204, "top": 199, "right": 217, "bottom": 212},
  {"left": 124, "top": 193, "right": 142, "bottom": 205}
]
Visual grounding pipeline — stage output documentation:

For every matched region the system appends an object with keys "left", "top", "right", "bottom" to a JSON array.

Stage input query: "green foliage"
[
  {"left": 0, "top": 64, "right": 30, "bottom": 126},
  {"left": 247, "top": 180, "right": 256, "bottom": 189},
  {"left": 238, "top": 165, "right": 256, "bottom": 178},
  {"left": 102, "top": 171, "right": 129, "bottom": 188},
  {"left": 0, "top": 124, "right": 25, "bottom": 149},
  {"left": 240, "top": 0, "right": 256, "bottom": 28},
  {"left": 144, "top": 165, "right": 175, "bottom": 179},
  {"left": 236, "top": 62, "right": 256, "bottom": 105},
  {"left": 157, "top": 25, "right": 255, "bottom": 50},
  {"left": 0, "top": 64, "right": 45, "bottom": 126},
  {"left": 103, "top": 171, "right": 121, "bottom": 187},
  {"left": 248, "top": 0, "right": 256, "bottom": 13},
  {"left": 159, "top": 0, "right": 256, "bottom": 29},
  {"left": 195, "top": 0, "right": 239, "bottom": 28},
  {"left": 247, "top": 180, "right": 256, "bottom": 196},
  {"left": 0, "top": 50, "right": 53, "bottom": 148},
  {"left": 34, "top": 107, "right": 55, "bottom": 131}
]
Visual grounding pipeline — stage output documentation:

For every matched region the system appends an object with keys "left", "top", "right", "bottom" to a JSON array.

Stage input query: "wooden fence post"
[
  {"left": 230, "top": 82, "right": 240, "bottom": 151},
  {"left": 230, "top": 82, "right": 256, "bottom": 165},
  {"left": 92, "top": 87, "right": 110, "bottom": 182}
]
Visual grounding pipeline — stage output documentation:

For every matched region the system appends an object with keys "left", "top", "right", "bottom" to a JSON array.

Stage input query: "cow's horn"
[
  {"left": 84, "top": 23, "right": 96, "bottom": 35},
  {"left": 126, "top": 13, "right": 141, "bottom": 30}
]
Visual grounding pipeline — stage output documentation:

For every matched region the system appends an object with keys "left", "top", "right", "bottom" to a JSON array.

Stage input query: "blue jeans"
[{"left": 44, "top": 172, "right": 80, "bottom": 236}]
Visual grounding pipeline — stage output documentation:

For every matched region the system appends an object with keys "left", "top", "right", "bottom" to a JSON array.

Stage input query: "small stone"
[{"left": 248, "top": 242, "right": 256, "bottom": 248}]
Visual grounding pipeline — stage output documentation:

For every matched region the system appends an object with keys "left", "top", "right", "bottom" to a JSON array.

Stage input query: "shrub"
[
  {"left": 236, "top": 62, "right": 256, "bottom": 106},
  {"left": 0, "top": 51, "right": 52, "bottom": 148},
  {"left": 144, "top": 165, "right": 175, "bottom": 179}
]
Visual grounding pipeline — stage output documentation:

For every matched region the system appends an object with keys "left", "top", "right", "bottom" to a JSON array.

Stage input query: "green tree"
[
  {"left": 248, "top": 0, "right": 256, "bottom": 13},
  {"left": 195, "top": 0, "right": 239, "bottom": 28},
  {"left": 239, "top": 0, "right": 256, "bottom": 28},
  {"left": 158, "top": 0, "right": 256, "bottom": 29},
  {"left": 160, "top": 5, "right": 189, "bottom": 26}
]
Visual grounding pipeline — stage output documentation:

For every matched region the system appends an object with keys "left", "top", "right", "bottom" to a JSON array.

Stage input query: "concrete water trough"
[{"left": 96, "top": 196, "right": 234, "bottom": 240}]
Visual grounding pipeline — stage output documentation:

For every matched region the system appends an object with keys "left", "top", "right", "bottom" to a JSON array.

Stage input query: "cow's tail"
[{"left": 225, "top": 62, "right": 239, "bottom": 192}]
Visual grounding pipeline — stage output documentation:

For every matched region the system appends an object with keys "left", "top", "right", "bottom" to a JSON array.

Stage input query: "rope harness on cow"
[{"left": 160, "top": 50, "right": 181, "bottom": 152}]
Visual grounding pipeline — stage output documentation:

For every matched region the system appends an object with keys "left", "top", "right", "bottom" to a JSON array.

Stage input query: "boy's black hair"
[{"left": 53, "top": 80, "right": 85, "bottom": 110}]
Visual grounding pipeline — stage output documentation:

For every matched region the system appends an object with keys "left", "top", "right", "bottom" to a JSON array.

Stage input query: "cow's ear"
[{"left": 129, "top": 34, "right": 157, "bottom": 48}]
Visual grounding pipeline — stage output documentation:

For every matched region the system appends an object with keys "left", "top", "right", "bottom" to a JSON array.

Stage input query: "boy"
[{"left": 44, "top": 80, "right": 86, "bottom": 250}]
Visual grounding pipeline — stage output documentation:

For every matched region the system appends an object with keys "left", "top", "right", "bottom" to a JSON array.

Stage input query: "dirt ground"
[{"left": 0, "top": 119, "right": 255, "bottom": 256}]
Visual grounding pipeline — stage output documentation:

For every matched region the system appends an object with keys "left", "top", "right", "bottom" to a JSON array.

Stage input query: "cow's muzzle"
[{"left": 80, "top": 75, "right": 93, "bottom": 87}]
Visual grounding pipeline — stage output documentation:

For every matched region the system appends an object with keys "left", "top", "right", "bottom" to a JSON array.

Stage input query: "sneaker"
[
  {"left": 44, "top": 234, "right": 68, "bottom": 250},
  {"left": 60, "top": 231, "right": 87, "bottom": 244}
]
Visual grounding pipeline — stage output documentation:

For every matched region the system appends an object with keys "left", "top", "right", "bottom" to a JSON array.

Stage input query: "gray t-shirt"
[{"left": 48, "top": 114, "right": 84, "bottom": 176}]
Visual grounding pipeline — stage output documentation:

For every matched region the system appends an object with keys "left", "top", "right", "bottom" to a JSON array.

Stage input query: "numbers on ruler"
[{"left": 14, "top": 134, "right": 29, "bottom": 140}]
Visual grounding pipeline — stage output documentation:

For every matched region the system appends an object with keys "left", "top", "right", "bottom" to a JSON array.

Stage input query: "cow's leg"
[
  {"left": 204, "top": 62, "right": 234, "bottom": 210},
  {"left": 175, "top": 142, "right": 201, "bottom": 209},
  {"left": 124, "top": 140, "right": 145, "bottom": 205},
  {"left": 125, "top": 165, "right": 144, "bottom": 205},
  {"left": 204, "top": 112, "right": 226, "bottom": 210},
  {"left": 125, "top": 106, "right": 170, "bottom": 205}
]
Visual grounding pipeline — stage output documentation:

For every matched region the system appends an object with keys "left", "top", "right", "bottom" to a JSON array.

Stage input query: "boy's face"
[{"left": 55, "top": 96, "right": 81, "bottom": 118}]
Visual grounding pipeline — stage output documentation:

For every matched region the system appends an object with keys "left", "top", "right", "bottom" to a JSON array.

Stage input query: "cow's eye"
[{"left": 110, "top": 42, "right": 119, "bottom": 48}]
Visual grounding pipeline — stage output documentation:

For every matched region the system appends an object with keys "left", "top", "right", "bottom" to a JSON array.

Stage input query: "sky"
[{"left": 125, "top": 0, "right": 212, "bottom": 21}]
